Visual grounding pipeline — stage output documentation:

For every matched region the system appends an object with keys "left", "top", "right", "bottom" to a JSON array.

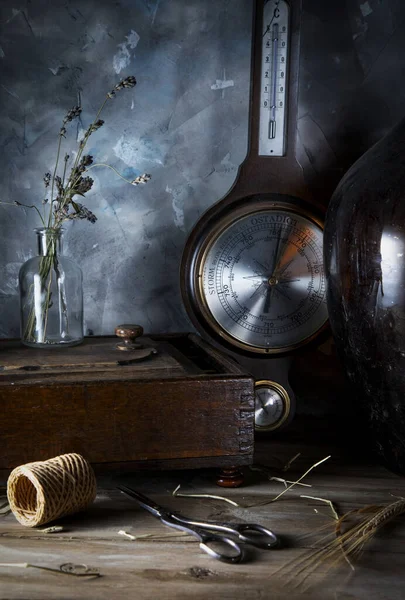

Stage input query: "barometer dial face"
[{"left": 192, "top": 201, "right": 327, "bottom": 355}]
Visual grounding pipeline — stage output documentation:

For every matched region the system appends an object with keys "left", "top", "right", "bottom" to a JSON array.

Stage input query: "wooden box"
[{"left": 0, "top": 333, "right": 254, "bottom": 474}]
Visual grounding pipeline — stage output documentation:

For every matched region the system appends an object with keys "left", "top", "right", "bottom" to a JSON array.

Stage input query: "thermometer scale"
[{"left": 260, "top": 0, "right": 290, "bottom": 156}]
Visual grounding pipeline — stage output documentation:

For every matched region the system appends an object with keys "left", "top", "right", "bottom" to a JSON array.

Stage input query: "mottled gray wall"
[
  {"left": 0, "top": 0, "right": 252, "bottom": 336},
  {"left": 1, "top": 0, "right": 405, "bottom": 338}
]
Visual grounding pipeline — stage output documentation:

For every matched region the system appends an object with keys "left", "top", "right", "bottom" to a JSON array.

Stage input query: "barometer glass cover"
[{"left": 190, "top": 199, "right": 327, "bottom": 355}]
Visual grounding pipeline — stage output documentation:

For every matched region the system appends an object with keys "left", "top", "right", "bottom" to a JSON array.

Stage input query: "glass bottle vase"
[{"left": 19, "top": 228, "right": 84, "bottom": 348}]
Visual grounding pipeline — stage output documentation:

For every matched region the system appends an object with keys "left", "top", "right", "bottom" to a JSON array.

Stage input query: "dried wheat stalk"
[{"left": 280, "top": 497, "right": 405, "bottom": 588}]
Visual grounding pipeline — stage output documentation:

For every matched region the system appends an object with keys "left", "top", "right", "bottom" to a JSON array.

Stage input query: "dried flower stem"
[
  {"left": 23, "top": 251, "right": 54, "bottom": 342},
  {"left": 0, "top": 201, "right": 45, "bottom": 225},
  {"left": 83, "top": 163, "right": 148, "bottom": 187},
  {"left": 49, "top": 135, "right": 63, "bottom": 226},
  {"left": 61, "top": 154, "right": 69, "bottom": 189}
]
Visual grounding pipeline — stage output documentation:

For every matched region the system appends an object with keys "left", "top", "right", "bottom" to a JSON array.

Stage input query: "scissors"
[{"left": 118, "top": 484, "right": 279, "bottom": 564}]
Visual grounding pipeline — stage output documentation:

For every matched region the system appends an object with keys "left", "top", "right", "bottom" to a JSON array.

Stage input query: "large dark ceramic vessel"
[{"left": 324, "top": 117, "right": 405, "bottom": 475}]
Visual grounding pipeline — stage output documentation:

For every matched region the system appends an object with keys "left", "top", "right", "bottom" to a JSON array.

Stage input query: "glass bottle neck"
[{"left": 36, "top": 228, "right": 64, "bottom": 256}]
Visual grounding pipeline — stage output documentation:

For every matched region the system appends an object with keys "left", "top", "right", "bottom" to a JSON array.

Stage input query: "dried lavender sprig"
[
  {"left": 55, "top": 176, "right": 64, "bottom": 197},
  {"left": 64, "top": 76, "right": 136, "bottom": 198},
  {"left": 107, "top": 76, "right": 136, "bottom": 98},
  {"left": 67, "top": 156, "right": 94, "bottom": 188},
  {"left": 66, "top": 202, "right": 97, "bottom": 224},
  {"left": 49, "top": 107, "right": 82, "bottom": 225},
  {"left": 74, "top": 176, "right": 94, "bottom": 195},
  {"left": 57, "top": 164, "right": 150, "bottom": 226},
  {"left": 89, "top": 119, "right": 104, "bottom": 133},
  {"left": 62, "top": 115, "right": 108, "bottom": 207},
  {"left": 60, "top": 107, "right": 82, "bottom": 137},
  {"left": 56, "top": 76, "right": 138, "bottom": 221},
  {"left": 52, "top": 176, "right": 94, "bottom": 228},
  {"left": 61, "top": 154, "right": 70, "bottom": 189},
  {"left": 131, "top": 174, "right": 151, "bottom": 185},
  {"left": 79, "top": 155, "right": 93, "bottom": 171},
  {"left": 77, "top": 122, "right": 104, "bottom": 150},
  {"left": 42, "top": 172, "right": 52, "bottom": 217},
  {"left": 63, "top": 106, "right": 82, "bottom": 124}
]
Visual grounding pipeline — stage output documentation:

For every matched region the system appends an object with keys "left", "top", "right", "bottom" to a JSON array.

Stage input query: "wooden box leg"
[{"left": 216, "top": 467, "right": 244, "bottom": 488}]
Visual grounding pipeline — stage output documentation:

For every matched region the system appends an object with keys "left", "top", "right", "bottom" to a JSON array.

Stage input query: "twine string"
[{"left": 7, "top": 453, "right": 96, "bottom": 527}]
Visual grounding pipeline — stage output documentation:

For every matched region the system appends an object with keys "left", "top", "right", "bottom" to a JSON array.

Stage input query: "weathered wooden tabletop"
[{"left": 1, "top": 435, "right": 404, "bottom": 600}]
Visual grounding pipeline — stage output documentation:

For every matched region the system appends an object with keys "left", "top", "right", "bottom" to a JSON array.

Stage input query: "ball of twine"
[{"left": 7, "top": 453, "right": 97, "bottom": 527}]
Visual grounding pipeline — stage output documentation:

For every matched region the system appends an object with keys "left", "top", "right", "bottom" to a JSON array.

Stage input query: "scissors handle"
[
  {"left": 232, "top": 523, "right": 279, "bottom": 549},
  {"left": 174, "top": 515, "right": 279, "bottom": 550},
  {"left": 199, "top": 534, "right": 243, "bottom": 564},
  {"left": 161, "top": 516, "right": 243, "bottom": 564}
]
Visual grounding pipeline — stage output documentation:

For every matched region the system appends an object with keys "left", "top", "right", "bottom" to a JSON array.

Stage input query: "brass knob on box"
[{"left": 115, "top": 324, "right": 144, "bottom": 351}]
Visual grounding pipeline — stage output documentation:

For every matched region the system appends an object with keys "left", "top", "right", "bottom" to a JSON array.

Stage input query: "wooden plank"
[{"left": 0, "top": 444, "right": 405, "bottom": 599}]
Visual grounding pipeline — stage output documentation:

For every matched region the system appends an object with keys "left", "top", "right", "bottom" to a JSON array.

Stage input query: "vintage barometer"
[{"left": 181, "top": 0, "right": 328, "bottom": 432}]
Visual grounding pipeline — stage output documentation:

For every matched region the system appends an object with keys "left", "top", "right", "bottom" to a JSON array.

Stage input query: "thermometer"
[{"left": 259, "top": 0, "right": 290, "bottom": 156}]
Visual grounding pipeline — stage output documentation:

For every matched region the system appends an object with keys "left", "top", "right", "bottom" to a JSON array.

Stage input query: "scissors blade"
[{"left": 118, "top": 485, "right": 165, "bottom": 519}]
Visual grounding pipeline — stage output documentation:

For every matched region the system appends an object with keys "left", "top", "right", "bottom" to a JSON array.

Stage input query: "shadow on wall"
[{"left": 297, "top": 0, "right": 405, "bottom": 207}]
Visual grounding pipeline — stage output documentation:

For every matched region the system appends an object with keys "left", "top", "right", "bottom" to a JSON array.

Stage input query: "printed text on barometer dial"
[{"left": 201, "top": 212, "right": 327, "bottom": 349}]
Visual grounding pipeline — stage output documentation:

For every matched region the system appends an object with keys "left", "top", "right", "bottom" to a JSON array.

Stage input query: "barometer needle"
[
  {"left": 249, "top": 282, "right": 266, "bottom": 299},
  {"left": 270, "top": 228, "right": 284, "bottom": 276},
  {"left": 277, "top": 258, "right": 294, "bottom": 277},
  {"left": 243, "top": 274, "right": 268, "bottom": 281},
  {"left": 264, "top": 286, "right": 273, "bottom": 314},
  {"left": 274, "top": 285, "right": 291, "bottom": 301},
  {"left": 253, "top": 258, "right": 270, "bottom": 276},
  {"left": 279, "top": 278, "right": 300, "bottom": 285}
]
